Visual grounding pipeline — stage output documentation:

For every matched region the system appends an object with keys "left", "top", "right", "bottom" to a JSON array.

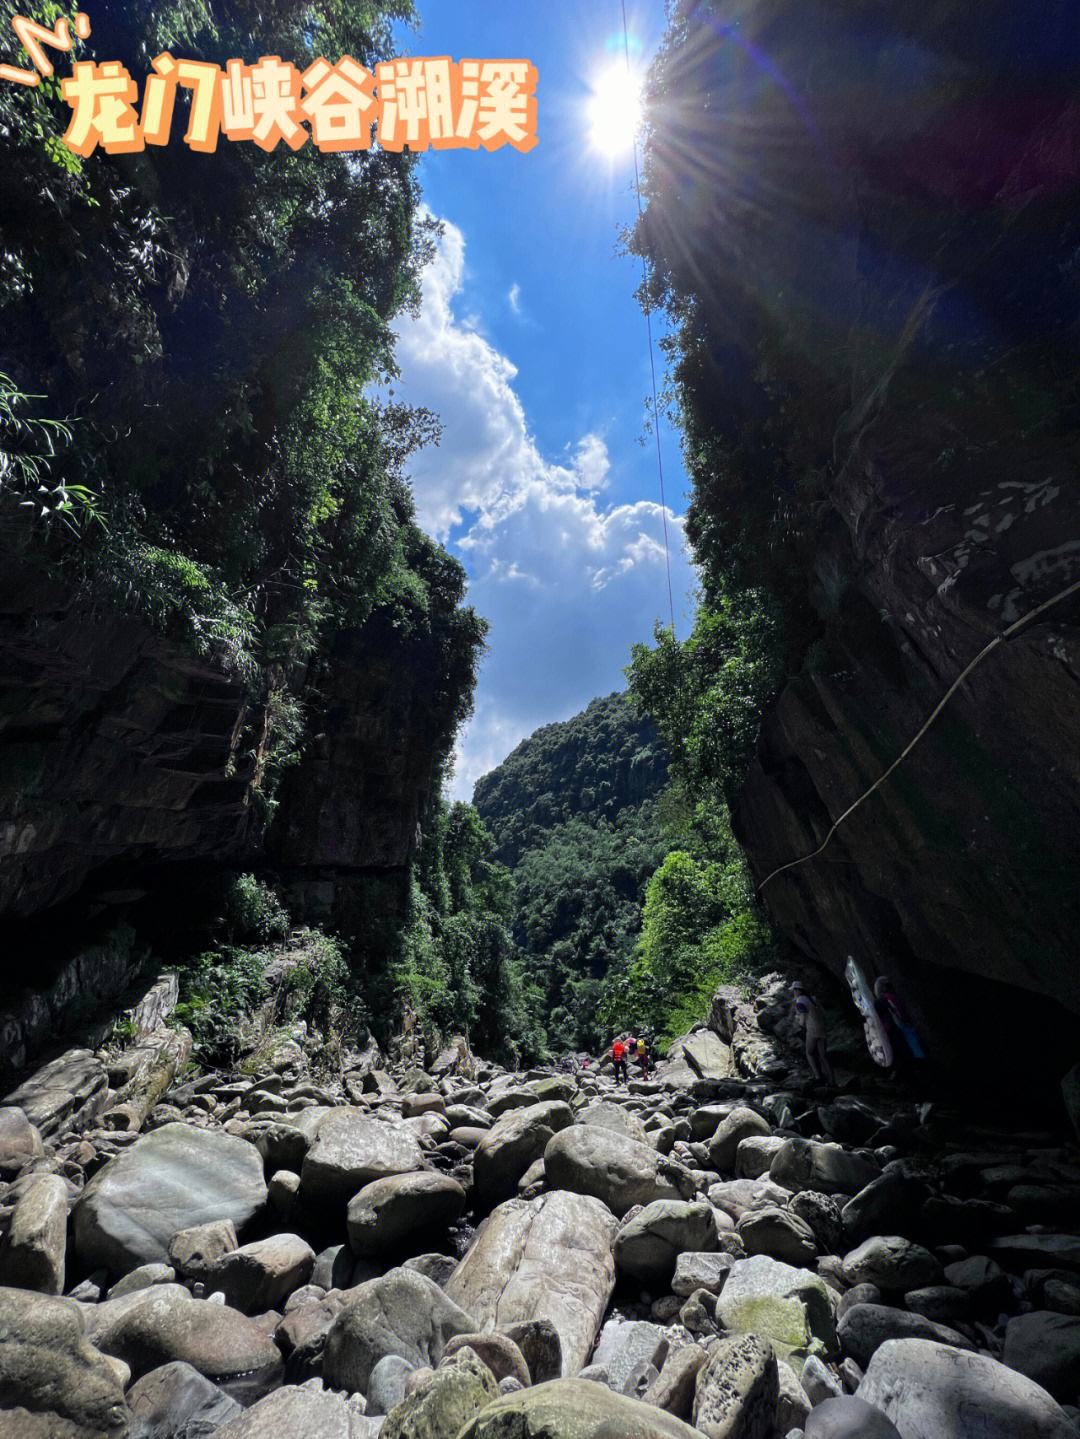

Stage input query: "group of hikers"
[{"left": 599, "top": 968, "right": 923, "bottom": 1092}]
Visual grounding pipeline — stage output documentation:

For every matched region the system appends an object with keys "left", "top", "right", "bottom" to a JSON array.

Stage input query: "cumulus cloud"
[{"left": 392, "top": 218, "right": 695, "bottom": 800}]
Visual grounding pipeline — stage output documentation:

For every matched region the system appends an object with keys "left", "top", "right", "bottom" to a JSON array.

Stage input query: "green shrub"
[{"left": 223, "top": 873, "right": 290, "bottom": 945}]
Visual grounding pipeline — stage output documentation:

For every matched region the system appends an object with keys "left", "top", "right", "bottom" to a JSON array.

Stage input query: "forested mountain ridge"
[
  {"left": 473, "top": 692, "right": 669, "bottom": 867},
  {"left": 473, "top": 693, "right": 672, "bottom": 1050}
]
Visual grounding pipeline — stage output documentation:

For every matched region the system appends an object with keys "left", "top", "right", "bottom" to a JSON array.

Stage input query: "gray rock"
[
  {"left": 4, "top": 1049, "right": 109, "bottom": 1137},
  {"left": 837, "top": 1283, "right": 881, "bottom": 1319},
  {"left": 323, "top": 1266, "right": 477, "bottom": 1392},
  {"left": 644, "top": 1343, "right": 709, "bottom": 1422},
  {"left": 443, "top": 1332, "right": 531, "bottom": 1387},
  {"left": 717, "top": 1255, "right": 837, "bottom": 1359},
  {"left": 737, "top": 1206, "right": 818, "bottom": 1266},
  {"left": 544, "top": 1125, "right": 694, "bottom": 1219},
  {"left": 200, "top": 1233, "right": 315, "bottom": 1314},
  {"left": 367, "top": 1353, "right": 416, "bottom": 1416},
  {"left": 168, "top": 1221, "right": 238, "bottom": 1279},
  {"left": 347, "top": 1171, "right": 466, "bottom": 1256},
  {"left": 473, "top": 1101, "right": 574, "bottom": 1209},
  {"left": 707, "top": 1108, "right": 772, "bottom": 1173},
  {"left": 991, "top": 1234, "right": 1080, "bottom": 1271},
  {"left": 446, "top": 1191, "right": 616, "bottom": 1376},
  {"left": 382, "top": 1348, "right": 498, "bottom": 1439},
  {"left": 108, "top": 1264, "right": 177, "bottom": 1300},
  {"left": 0, "top": 1172, "right": 68, "bottom": 1293},
  {"left": 859, "top": 1336, "right": 1076, "bottom": 1437},
  {"left": 840, "top": 1176, "right": 929, "bottom": 1246},
  {"left": 672, "top": 1251, "right": 735, "bottom": 1298},
  {"left": 1003, "top": 1312, "right": 1080, "bottom": 1401},
  {"left": 212, "top": 1385, "right": 376, "bottom": 1438},
  {"left": 693, "top": 1332, "right": 778, "bottom": 1439},
  {"left": 942, "top": 1254, "right": 1011, "bottom": 1309},
  {"left": 404, "top": 1252, "right": 458, "bottom": 1288},
  {"left": 312, "top": 1243, "right": 355, "bottom": 1291},
  {"left": 837, "top": 1304, "right": 972, "bottom": 1368},
  {"left": 74, "top": 1125, "right": 266, "bottom": 1275},
  {"left": 615, "top": 1199, "right": 719, "bottom": 1286},
  {"left": 710, "top": 1178, "right": 793, "bottom": 1222},
  {"left": 456, "top": 1377, "right": 706, "bottom": 1437},
  {"left": 803, "top": 1396, "right": 902, "bottom": 1437},
  {"left": 501, "top": 1319, "right": 563, "bottom": 1385},
  {"left": 0, "top": 1105, "right": 45, "bottom": 1177},
  {"left": 300, "top": 1110, "right": 425, "bottom": 1211},
  {"left": 841, "top": 1237, "right": 941, "bottom": 1292},
  {"left": 735, "top": 1135, "right": 787, "bottom": 1180},
  {"left": 579, "top": 1101, "right": 649, "bottom": 1145},
  {"left": 770, "top": 1139, "right": 880, "bottom": 1198},
  {"left": 790, "top": 1193, "right": 845, "bottom": 1254},
  {"left": 593, "top": 1318, "right": 668, "bottom": 1395},
  {"left": 777, "top": 1360, "right": 813, "bottom": 1433},
  {"left": 126, "top": 1361, "right": 242, "bottom": 1439},
  {"left": 800, "top": 1354, "right": 842, "bottom": 1405},
  {"left": 0, "top": 1286, "right": 129, "bottom": 1437}
]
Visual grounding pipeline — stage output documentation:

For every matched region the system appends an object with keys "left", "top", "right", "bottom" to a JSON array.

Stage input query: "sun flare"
[{"left": 587, "top": 63, "right": 642, "bottom": 158}]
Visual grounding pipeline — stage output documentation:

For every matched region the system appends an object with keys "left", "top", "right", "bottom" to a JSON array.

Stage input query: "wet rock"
[
  {"left": 836, "top": 1303, "right": 972, "bottom": 1368},
  {"left": 457, "top": 1377, "right": 706, "bottom": 1437},
  {"left": 544, "top": 1125, "right": 694, "bottom": 1218},
  {"left": 841, "top": 1237, "right": 942, "bottom": 1292},
  {"left": 446, "top": 1191, "right": 616, "bottom": 1376},
  {"left": 74, "top": 1125, "right": 266, "bottom": 1274},
  {"left": 323, "top": 1265, "right": 477, "bottom": 1392},
  {"left": 0, "top": 1286, "right": 129, "bottom": 1438},
  {"left": 803, "top": 1396, "right": 902, "bottom": 1437},
  {"left": 614, "top": 1199, "right": 720, "bottom": 1286},
  {"left": 473, "top": 1101, "right": 574, "bottom": 1209},
  {"left": 125, "top": 1361, "right": 242, "bottom": 1439},
  {"left": 1003, "top": 1312, "right": 1080, "bottom": 1401},
  {"left": 0, "top": 1172, "right": 68, "bottom": 1293},
  {"left": 300, "top": 1110, "right": 425, "bottom": 1211},
  {"left": 693, "top": 1332, "right": 778, "bottom": 1439},
  {"left": 347, "top": 1171, "right": 466, "bottom": 1256},
  {"left": 858, "top": 1336, "right": 1076, "bottom": 1437}
]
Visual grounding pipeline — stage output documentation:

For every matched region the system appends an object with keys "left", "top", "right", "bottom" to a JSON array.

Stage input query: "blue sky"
[{"left": 389, "top": 3, "right": 697, "bottom": 797}]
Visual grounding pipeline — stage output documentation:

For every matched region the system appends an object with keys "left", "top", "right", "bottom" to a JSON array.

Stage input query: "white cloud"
[
  {"left": 392, "top": 218, "right": 696, "bottom": 801},
  {"left": 508, "top": 281, "right": 522, "bottom": 314}
]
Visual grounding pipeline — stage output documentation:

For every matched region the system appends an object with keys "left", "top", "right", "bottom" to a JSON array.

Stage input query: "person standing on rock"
[
  {"left": 792, "top": 980, "right": 836, "bottom": 1088},
  {"left": 611, "top": 1036, "right": 628, "bottom": 1084},
  {"left": 635, "top": 1035, "right": 650, "bottom": 1079}
]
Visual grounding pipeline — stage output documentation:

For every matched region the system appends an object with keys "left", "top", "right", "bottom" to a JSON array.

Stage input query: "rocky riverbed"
[{"left": 2, "top": 977, "right": 1080, "bottom": 1438}]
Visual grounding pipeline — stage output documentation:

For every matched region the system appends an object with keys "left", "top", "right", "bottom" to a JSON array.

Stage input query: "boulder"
[
  {"left": 668, "top": 1029, "right": 734, "bottom": 1083},
  {"left": 200, "top": 1233, "right": 315, "bottom": 1314},
  {"left": 4, "top": 1049, "right": 108, "bottom": 1137},
  {"left": 737, "top": 1207, "right": 818, "bottom": 1266},
  {"left": 382, "top": 1348, "right": 498, "bottom": 1439},
  {"left": 456, "top": 1377, "right": 707, "bottom": 1437},
  {"left": 300, "top": 1110, "right": 425, "bottom": 1211},
  {"left": 770, "top": 1139, "right": 880, "bottom": 1198},
  {"left": 841, "top": 1176, "right": 930, "bottom": 1246},
  {"left": 473, "top": 1102, "right": 574, "bottom": 1209},
  {"left": 717, "top": 1255, "right": 837, "bottom": 1359},
  {"left": 74, "top": 1124, "right": 266, "bottom": 1274},
  {"left": 592, "top": 1318, "right": 669, "bottom": 1395},
  {"left": 0, "top": 1286, "right": 128, "bottom": 1437},
  {"left": 672, "top": 1251, "right": 735, "bottom": 1298},
  {"left": 366, "top": 1354, "right": 416, "bottom": 1416},
  {"left": 837, "top": 1304, "right": 972, "bottom": 1368},
  {"left": 614, "top": 1200, "right": 719, "bottom": 1286},
  {"left": 212, "top": 1384, "right": 376, "bottom": 1438},
  {"left": 446, "top": 1191, "right": 617, "bottom": 1377},
  {"left": 0, "top": 1172, "right": 68, "bottom": 1293},
  {"left": 108, "top": 1264, "right": 177, "bottom": 1301},
  {"left": 1002, "top": 1312, "right": 1080, "bottom": 1401},
  {"left": 323, "top": 1266, "right": 477, "bottom": 1392},
  {"left": 735, "top": 1136, "right": 787, "bottom": 1180},
  {"left": 347, "top": 1171, "right": 466, "bottom": 1256},
  {"left": 125, "top": 1361, "right": 242, "bottom": 1439},
  {"left": 168, "top": 1221, "right": 238, "bottom": 1279},
  {"left": 991, "top": 1234, "right": 1080, "bottom": 1271},
  {"left": 502, "top": 1319, "right": 563, "bottom": 1385},
  {"left": 790, "top": 1192, "right": 844, "bottom": 1253},
  {"left": 858, "top": 1337, "right": 1076, "bottom": 1437},
  {"left": 444, "top": 1332, "right": 531, "bottom": 1387},
  {"left": 0, "top": 1105, "right": 44, "bottom": 1177},
  {"left": 544, "top": 1125, "right": 693, "bottom": 1218},
  {"left": 643, "top": 1343, "right": 710, "bottom": 1422},
  {"left": 579, "top": 1101, "right": 649, "bottom": 1145},
  {"left": 708, "top": 1108, "right": 772, "bottom": 1173},
  {"left": 693, "top": 1333, "right": 778, "bottom": 1439},
  {"left": 88, "top": 1285, "right": 283, "bottom": 1389},
  {"left": 841, "top": 1237, "right": 941, "bottom": 1292},
  {"left": 942, "top": 1254, "right": 1011, "bottom": 1310},
  {"left": 804, "top": 1396, "right": 902, "bottom": 1437}
]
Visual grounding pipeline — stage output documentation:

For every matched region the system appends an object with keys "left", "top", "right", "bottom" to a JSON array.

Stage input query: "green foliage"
[
  {"left": 222, "top": 873, "right": 290, "bottom": 945},
  {"left": 0, "top": 373, "right": 100, "bottom": 533}
]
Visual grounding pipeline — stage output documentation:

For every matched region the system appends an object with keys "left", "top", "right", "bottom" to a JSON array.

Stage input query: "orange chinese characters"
[
  {"left": 458, "top": 60, "right": 538, "bottom": 153},
  {"left": 1, "top": 11, "right": 91, "bottom": 87},
  {"left": 61, "top": 60, "right": 141, "bottom": 157},
  {"left": 301, "top": 56, "right": 376, "bottom": 152},
  {"left": 222, "top": 56, "right": 306, "bottom": 151}
]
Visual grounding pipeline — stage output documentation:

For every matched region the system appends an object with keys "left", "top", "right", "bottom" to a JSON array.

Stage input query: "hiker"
[
  {"left": 874, "top": 975, "right": 925, "bottom": 1066},
  {"left": 635, "top": 1035, "right": 650, "bottom": 1079},
  {"left": 792, "top": 980, "right": 836, "bottom": 1087},
  {"left": 611, "top": 1036, "right": 628, "bottom": 1084}
]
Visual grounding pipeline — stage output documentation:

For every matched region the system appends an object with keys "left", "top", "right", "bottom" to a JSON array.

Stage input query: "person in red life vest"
[{"left": 611, "top": 1037, "right": 628, "bottom": 1084}]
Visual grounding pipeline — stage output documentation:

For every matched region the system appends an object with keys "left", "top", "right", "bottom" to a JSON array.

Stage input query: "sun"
[{"left": 587, "top": 63, "right": 642, "bottom": 158}]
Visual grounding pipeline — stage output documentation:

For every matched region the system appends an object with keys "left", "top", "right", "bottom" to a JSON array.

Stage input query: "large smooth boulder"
[
  {"left": 614, "top": 1200, "right": 719, "bottom": 1286},
  {"left": 804, "top": 1396, "right": 902, "bottom": 1437},
  {"left": 446, "top": 1191, "right": 617, "bottom": 1377},
  {"left": 837, "top": 1303, "right": 972, "bottom": 1368},
  {"left": 770, "top": 1138, "right": 880, "bottom": 1197},
  {"left": 0, "top": 1172, "right": 68, "bottom": 1293},
  {"left": 200, "top": 1233, "right": 315, "bottom": 1314},
  {"left": 457, "top": 1378, "right": 707, "bottom": 1437},
  {"left": 708, "top": 1108, "right": 772, "bottom": 1173},
  {"left": 0, "top": 1105, "right": 44, "bottom": 1177},
  {"left": 348, "top": 1172, "right": 466, "bottom": 1256},
  {"left": 841, "top": 1236, "right": 941, "bottom": 1292},
  {"left": 300, "top": 1110, "right": 424, "bottom": 1211},
  {"left": 668, "top": 1030, "right": 734, "bottom": 1083},
  {"left": 717, "top": 1254, "right": 836, "bottom": 1358},
  {"left": 0, "top": 1286, "right": 128, "bottom": 1437},
  {"left": 693, "top": 1333, "right": 778, "bottom": 1439},
  {"left": 593, "top": 1318, "right": 669, "bottom": 1395},
  {"left": 858, "top": 1337, "right": 1076, "bottom": 1437},
  {"left": 88, "top": 1285, "right": 283, "bottom": 1388},
  {"left": 125, "top": 1361, "right": 242, "bottom": 1439},
  {"left": 544, "top": 1126, "right": 693, "bottom": 1218},
  {"left": 73, "top": 1124, "right": 266, "bottom": 1274},
  {"left": 737, "top": 1206, "right": 817, "bottom": 1266},
  {"left": 323, "top": 1266, "right": 477, "bottom": 1392},
  {"left": 579, "top": 1101, "right": 649, "bottom": 1145},
  {"left": 473, "top": 1101, "right": 574, "bottom": 1209},
  {"left": 212, "top": 1384, "right": 376, "bottom": 1438},
  {"left": 1002, "top": 1312, "right": 1080, "bottom": 1401},
  {"left": 841, "top": 1175, "right": 931, "bottom": 1245}
]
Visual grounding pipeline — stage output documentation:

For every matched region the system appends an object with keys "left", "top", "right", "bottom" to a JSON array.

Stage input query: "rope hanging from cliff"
[
  {"left": 757, "top": 575, "right": 1080, "bottom": 893},
  {"left": 621, "top": 0, "right": 676, "bottom": 634}
]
